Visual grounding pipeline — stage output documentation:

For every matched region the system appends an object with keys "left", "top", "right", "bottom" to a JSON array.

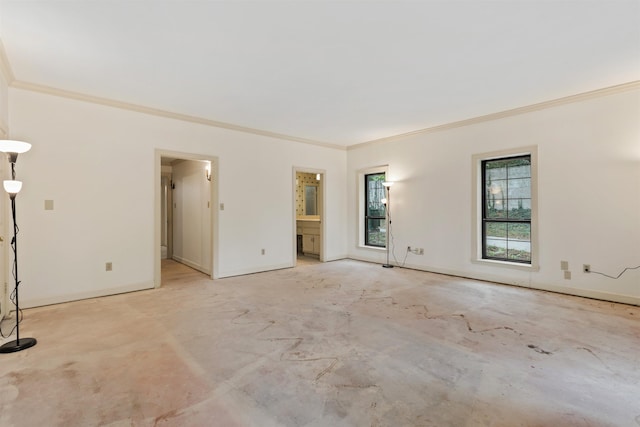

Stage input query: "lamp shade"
[
  {"left": 382, "top": 181, "right": 394, "bottom": 188},
  {"left": 3, "top": 180, "right": 22, "bottom": 195},
  {"left": 0, "top": 140, "right": 31, "bottom": 154}
]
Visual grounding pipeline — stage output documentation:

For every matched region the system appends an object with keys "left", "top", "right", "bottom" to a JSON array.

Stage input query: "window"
[
  {"left": 365, "top": 172, "right": 386, "bottom": 247},
  {"left": 482, "top": 155, "right": 531, "bottom": 263}
]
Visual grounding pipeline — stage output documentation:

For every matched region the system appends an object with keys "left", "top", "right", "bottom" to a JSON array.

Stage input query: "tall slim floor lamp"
[
  {"left": 0, "top": 140, "right": 36, "bottom": 353},
  {"left": 381, "top": 181, "right": 394, "bottom": 268}
]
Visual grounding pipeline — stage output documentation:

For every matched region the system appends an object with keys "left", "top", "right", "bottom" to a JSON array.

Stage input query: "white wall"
[
  {"left": 7, "top": 79, "right": 638, "bottom": 307},
  {"left": 347, "top": 87, "right": 640, "bottom": 305},
  {"left": 0, "top": 65, "right": 7, "bottom": 133},
  {"left": 171, "top": 160, "right": 212, "bottom": 274},
  {"left": 9, "top": 88, "right": 348, "bottom": 307}
]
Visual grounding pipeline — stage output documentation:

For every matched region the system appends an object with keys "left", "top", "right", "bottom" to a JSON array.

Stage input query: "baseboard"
[
  {"left": 218, "top": 262, "right": 294, "bottom": 279},
  {"left": 323, "top": 254, "right": 349, "bottom": 262},
  {"left": 347, "top": 255, "right": 639, "bottom": 306},
  {"left": 172, "top": 255, "right": 211, "bottom": 276},
  {"left": 20, "top": 281, "right": 154, "bottom": 309}
]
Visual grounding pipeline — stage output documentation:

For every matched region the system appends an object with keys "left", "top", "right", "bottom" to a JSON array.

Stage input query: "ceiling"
[{"left": 1, "top": 1, "right": 638, "bottom": 147}]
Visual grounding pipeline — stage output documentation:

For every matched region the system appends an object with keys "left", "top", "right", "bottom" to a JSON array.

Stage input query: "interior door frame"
[
  {"left": 160, "top": 171, "right": 173, "bottom": 259},
  {"left": 292, "top": 167, "right": 326, "bottom": 266},
  {"left": 154, "top": 149, "right": 219, "bottom": 287}
]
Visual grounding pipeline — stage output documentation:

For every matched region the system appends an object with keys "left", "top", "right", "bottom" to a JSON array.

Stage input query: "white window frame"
[
  {"left": 471, "top": 146, "right": 539, "bottom": 271},
  {"left": 357, "top": 165, "right": 389, "bottom": 250}
]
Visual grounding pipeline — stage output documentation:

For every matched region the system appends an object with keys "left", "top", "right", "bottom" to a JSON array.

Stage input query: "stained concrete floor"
[{"left": 1, "top": 259, "right": 639, "bottom": 427}]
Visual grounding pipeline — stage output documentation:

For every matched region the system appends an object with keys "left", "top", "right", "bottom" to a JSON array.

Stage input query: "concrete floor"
[{"left": 1, "top": 259, "right": 638, "bottom": 427}]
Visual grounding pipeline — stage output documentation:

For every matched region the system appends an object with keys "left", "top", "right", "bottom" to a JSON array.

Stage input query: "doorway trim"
[
  {"left": 292, "top": 167, "right": 326, "bottom": 266},
  {"left": 154, "top": 149, "right": 219, "bottom": 287}
]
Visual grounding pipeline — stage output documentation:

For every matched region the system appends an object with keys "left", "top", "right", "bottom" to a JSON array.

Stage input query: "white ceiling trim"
[
  {"left": 349, "top": 81, "right": 640, "bottom": 151},
  {"left": 9, "top": 79, "right": 347, "bottom": 151}
]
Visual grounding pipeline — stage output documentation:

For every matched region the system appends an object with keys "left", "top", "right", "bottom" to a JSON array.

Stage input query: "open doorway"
[
  {"left": 154, "top": 150, "right": 218, "bottom": 288},
  {"left": 293, "top": 168, "right": 326, "bottom": 267}
]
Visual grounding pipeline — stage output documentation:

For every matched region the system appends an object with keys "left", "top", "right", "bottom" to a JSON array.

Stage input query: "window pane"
[
  {"left": 486, "top": 165, "right": 507, "bottom": 180},
  {"left": 507, "top": 163, "right": 530, "bottom": 178},
  {"left": 507, "top": 242, "right": 531, "bottom": 262},
  {"left": 485, "top": 177, "right": 507, "bottom": 218},
  {"left": 506, "top": 223, "right": 531, "bottom": 261},
  {"left": 486, "top": 222, "right": 507, "bottom": 238},
  {"left": 507, "top": 199, "right": 531, "bottom": 219},
  {"left": 366, "top": 173, "right": 386, "bottom": 217},
  {"left": 486, "top": 238, "right": 507, "bottom": 258},
  {"left": 485, "top": 222, "right": 530, "bottom": 261},
  {"left": 481, "top": 154, "right": 532, "bottom": 263},
  {"left": 508, "top": 223, "right": 530, "bottom": 241},
  {"left": 507, "top": 178, "right": 531, "bottom": 198},
  {"left": 366, "top": 218, "right": 386, "bottom": 247},
  {"left": 367, "top": 203, "right": 386, "bottom": 218},
  {"left": 365, "top": 172, "right": 386, "bottom": 247}
]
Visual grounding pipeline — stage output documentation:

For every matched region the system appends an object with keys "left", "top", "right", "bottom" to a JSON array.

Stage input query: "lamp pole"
[
  {"left": 0, "top": 140, "right": 36, "bottom": 353},
  {"left": 382, "top": 181, "right": 393, "bottom": 268}
]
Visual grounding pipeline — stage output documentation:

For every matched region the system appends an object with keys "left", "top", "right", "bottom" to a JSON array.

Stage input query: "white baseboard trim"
[
  {"left": 347, "top": 255, "right": 639, "bottom": 306},
  {"left": 20, "top": 281, "right": 154, "bottom": 309},
  {"left": 172, "top": 255, "right": 211, "bottom": 276},
  {"left": 323, "top": 254, "right": 349, "bottom": 262},
  {"left": 218, "top": 262, "right": 294, "bottom": 279}
]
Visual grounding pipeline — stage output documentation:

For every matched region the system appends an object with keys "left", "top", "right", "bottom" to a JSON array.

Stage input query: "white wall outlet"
[
  {"left": 583, "top": 264, "right": 591, "bottom": 273},
  {"left": 220, "top": 203, "right": 225, "bottom": 210},
  {"left": 106, "top": 262, "right": 113, "bottom": 271},
  {"left": 564, "top": 270, "right": 571, "bottom": 280},
  {"left": 560, "top": 260, "right": 569, "bottom": 271},
  {"left": 261, "top": 249, "right": 265, "bottom": 255}
]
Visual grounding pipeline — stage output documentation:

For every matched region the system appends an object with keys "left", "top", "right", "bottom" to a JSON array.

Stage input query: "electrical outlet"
[
  {"left": 560, "top": 260, "right": 569, "bottom": 271},
  {"left": 564, "top": 270, "right": 571, "bottom": 280},
  {"left": 418, "top": 248, "right": 424, "bottom": 255},
  {"left": 583, "top": 264, "right": 591, "bottom": 273},
  {"left": 261, "top": 249, "right": 265, "bottom": 255},
  {"left": 105, "top": 262, "right": 112, "bottom": 271},
  {"left": 407, "top": 246, "right": 411, "bottom": 252}
]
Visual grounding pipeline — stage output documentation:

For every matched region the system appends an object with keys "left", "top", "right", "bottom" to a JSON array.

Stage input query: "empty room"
[{"left": 0, "top": 1, "right": 639, "bottom": 426}]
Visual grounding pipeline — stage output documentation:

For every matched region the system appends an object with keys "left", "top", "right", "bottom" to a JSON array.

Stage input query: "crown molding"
[
  {"left": 9, "top": 80, "right": 347, "bottom": 151},
  {"left": 0, "top": 38, "right": 15, "bottom": 84},
  {"left": 348, "top": 80, "right": 640, "bottom": 151}
]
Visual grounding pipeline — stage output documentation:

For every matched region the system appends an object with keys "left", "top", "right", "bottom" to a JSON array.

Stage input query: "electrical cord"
[
  {"left": 0, "top": 223, "right": 22, "bottom": 339},
  {"left": 589, "top": 265, "right": 640, "bottom": 280},
  {"left": 388, "top": 201, "right": 409, "bottom": 268}
]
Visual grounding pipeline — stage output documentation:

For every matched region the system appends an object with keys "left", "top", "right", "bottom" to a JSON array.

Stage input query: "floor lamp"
[
  {"left": 0, "top": 140, "right": 36, "bottom": 353},
  {"left": 381, "top": 181, "right": 394, "bottom": 268}
]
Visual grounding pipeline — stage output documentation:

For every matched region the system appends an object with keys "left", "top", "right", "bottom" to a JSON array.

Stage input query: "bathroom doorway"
[{"left": 293, "top": 168, "right": 326, "bottom": 266}]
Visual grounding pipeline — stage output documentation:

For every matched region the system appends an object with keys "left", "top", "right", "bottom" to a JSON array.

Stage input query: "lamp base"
[
  {"left": 0, "top": 337, "right": 37, "bottom": 353},
  {"left": 382, "top": 264, "right": 394, "bottom": 268}
]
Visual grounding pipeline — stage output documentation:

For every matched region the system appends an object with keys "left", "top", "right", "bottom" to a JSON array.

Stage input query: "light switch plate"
[{"left": 44, "top": 200, "right": 54, "bottom": 210}]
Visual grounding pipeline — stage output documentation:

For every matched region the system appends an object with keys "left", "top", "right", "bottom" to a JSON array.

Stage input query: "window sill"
[
  {"left": 472, "top": 258, "right": 539, "bottom": 272},
  {"left": 358, "top": 245, "right": 387, "bottom": 252}
]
